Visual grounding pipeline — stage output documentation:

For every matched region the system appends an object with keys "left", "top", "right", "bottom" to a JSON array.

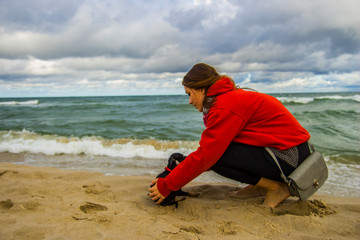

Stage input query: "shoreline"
[
  {"left": 1, "top": 162, "right": 359, "bottom": 239},
  {"left": 1, "top": 151, "right": 359, "bottom": 198}
]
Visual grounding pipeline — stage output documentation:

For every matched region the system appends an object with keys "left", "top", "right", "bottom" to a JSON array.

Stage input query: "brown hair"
[
  {"left": 182, "top": 63, "right": 237, "bottom": 111},
  {"left": 182, "top": 63, "right": 221, "bottom": 90}
]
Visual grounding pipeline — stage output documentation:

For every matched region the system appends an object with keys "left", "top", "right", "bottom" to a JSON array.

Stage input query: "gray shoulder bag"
[{"left": 265, "top": 143, "right": 328, "bottom": 201}]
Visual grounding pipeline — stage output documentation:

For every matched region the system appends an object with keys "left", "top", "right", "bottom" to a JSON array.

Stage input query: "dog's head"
[
  {"left": 152, "top": 153, "right": 188, "bottom": 207},
  {"left": 166, "top": 153, "right": 187, "bottom": 171}
]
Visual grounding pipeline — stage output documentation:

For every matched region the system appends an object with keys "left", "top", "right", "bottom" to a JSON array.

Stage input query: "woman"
[{"left": 149, "top": 63, "right": 311, "bottom": 207}]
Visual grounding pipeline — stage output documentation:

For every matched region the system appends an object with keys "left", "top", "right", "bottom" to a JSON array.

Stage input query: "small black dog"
[{"left": 151, "top": 153, "right": 193, "bottom": 207}]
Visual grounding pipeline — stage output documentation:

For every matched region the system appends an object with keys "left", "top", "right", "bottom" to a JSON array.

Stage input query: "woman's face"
[{"left": 184, "top": 86, "right": 205, "bottom": 112}]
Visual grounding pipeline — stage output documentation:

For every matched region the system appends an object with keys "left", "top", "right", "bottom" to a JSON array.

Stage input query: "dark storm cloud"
[
  {"left": 0, "top": 0, "right": 175, "bottom": 60},
  {"left": 0, "top": 0, "right": 83, "bottom": 31},
  {"left": 166, "top": 0, "right": 360, "bottom": 67}
]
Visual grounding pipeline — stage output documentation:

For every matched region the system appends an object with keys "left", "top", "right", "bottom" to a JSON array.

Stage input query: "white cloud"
[
  {"left": 233, "top": 71, "right": 360, "bottom": 93},
  {"left": 193, "top": 0, "right": 241, "bottom": 28}
]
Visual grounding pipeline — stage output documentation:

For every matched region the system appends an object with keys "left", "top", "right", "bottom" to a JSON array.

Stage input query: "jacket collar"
[{"left": 207, "top": 77, "right": 235, "bottom": 97}]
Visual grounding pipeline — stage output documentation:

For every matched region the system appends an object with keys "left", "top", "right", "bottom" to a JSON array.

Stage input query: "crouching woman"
[{"left": 149, "top": 63, "right": 311, "bottom": 208}]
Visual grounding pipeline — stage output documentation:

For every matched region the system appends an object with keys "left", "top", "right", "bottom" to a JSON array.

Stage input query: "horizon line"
[{"left": 1, "top": 90, "right": 360, "bottom": 99}]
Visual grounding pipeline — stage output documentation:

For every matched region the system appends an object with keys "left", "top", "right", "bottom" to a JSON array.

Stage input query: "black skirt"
[{"left": 211, "top": 142, "right": 310, "bottom": 185}]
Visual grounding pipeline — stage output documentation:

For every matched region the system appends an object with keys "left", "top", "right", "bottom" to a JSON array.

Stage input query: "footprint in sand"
[
  {"left": 217, "top": 221, "right": 237, "bottom": 235},
  {"left": 80, "top": 202, "right": 108, "bottom": 214},
  {"left": 82, "top": 182, "right": 112, "bottom": 195},
  {"left": 0, "top": 199, "right": 14, "bottom": 210}
]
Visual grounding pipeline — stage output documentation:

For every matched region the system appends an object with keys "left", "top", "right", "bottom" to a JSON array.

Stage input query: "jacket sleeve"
[{"left": 157, "top": 108, "right": 246, "bottom": 197}]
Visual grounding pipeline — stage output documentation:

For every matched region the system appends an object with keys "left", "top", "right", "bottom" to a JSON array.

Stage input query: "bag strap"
[
  {"left": 308, "top": 141, "right": 315, "bottom": 152},
  {"left": 265, "top": 141, "right": 314, "bottom": 184},
  {"left": 265, "top": 147, "right": 289, "bottom": 184}
]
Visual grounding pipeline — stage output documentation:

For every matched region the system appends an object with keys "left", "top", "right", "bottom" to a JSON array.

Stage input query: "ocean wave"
[
  {"left": 0, "top": 130, "right": 197, "bottom": 158},
  {"left": 277, "top": 94, "right": 360, "bottom": 104},
  {"left": 0, "top": 100, "right": 39, "bottom": 106}
]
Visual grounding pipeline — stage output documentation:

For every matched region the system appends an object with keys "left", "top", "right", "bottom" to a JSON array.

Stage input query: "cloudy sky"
[{"left": 0, "top": 0, "right": 359, "bottom": 97}]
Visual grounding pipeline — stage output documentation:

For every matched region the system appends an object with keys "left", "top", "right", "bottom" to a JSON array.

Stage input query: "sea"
[{"left": 0, "top": 92, "right": 359, "bottom": 197}]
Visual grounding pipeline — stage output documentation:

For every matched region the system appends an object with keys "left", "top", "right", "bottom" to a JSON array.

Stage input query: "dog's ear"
[
  {"left": 175, "top": 155, "right": 187, "bottom": 165},
  {"left": 173, "top": 153, "right": 187, "bottom": 167},
  {"left": 167, "top": 153, "right": 186, "bottom": 170},
  {"left": 167, "top": 158, "right": 176, "bottom": 170},
  {"left": 171, "top": 153, "right": 186, "bottom": 162}
]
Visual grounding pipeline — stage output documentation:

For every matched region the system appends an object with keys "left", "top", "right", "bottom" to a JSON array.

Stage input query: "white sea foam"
[
  {"left": 0, "top": 130, "right": 196, "bottom": 159},
  {"left": 277, "top": 94, "right": 360, "bottom": 104},
  {"left": 277, "top": 96, "right": 314, "bottom": 104},
  {"left": 0, "top": 100, "right": 39, "bottom": 106}
]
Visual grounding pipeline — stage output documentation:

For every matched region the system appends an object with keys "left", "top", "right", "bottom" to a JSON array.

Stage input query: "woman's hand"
[{"left": 148, "top": 179, "right": 165, "bottom": 204}]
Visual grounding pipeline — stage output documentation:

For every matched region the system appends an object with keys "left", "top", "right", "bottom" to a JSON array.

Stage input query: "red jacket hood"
[{"left": 207, "top": 77, "right": 236, "bottom": 97}]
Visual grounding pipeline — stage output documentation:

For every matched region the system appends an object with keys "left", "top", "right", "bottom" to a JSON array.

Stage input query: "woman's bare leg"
[{"left": 255, "top": 177, "right": 290, "bottom": 208}]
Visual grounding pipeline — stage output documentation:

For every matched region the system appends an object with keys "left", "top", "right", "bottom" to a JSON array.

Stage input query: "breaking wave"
[
  {"left": 0, "top": 130, "right": 197, "bottom": 159},
  {"left": 0, "top": 100, "right": 39, "bottom": 106},
  {"left": 277, "top": 94, "right": 360, "bottom": 104}
]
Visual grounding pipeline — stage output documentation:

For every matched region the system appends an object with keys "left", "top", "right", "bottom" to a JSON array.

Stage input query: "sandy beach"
[{"left": 1, "top": 160, "right": 359, "bottom": 240}]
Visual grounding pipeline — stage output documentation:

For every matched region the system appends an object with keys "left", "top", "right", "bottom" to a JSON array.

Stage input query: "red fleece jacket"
[{"left": 157, "top": 77, "right": 310, "bottom": 197}]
